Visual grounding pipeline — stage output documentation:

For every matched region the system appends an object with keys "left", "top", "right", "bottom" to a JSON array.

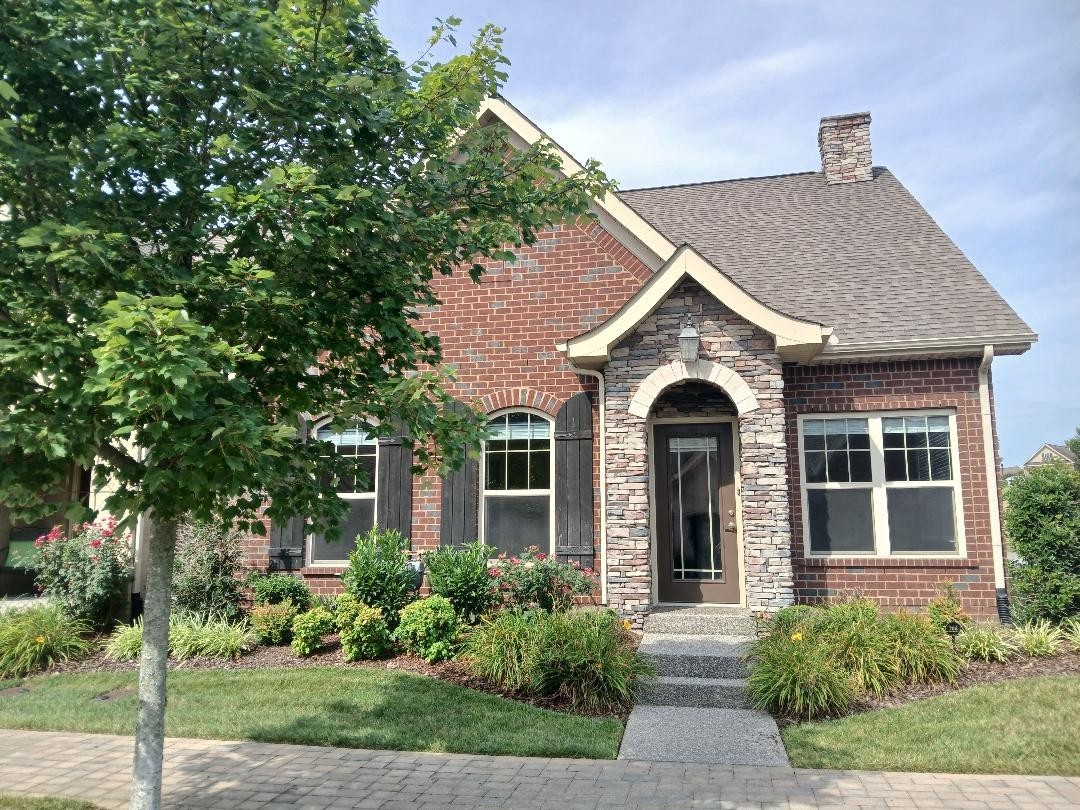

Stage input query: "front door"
[{"left": 654, "top": 423, "right": 740, "bottom": 604}]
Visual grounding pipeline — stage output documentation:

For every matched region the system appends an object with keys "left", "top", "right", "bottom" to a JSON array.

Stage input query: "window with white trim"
[
  {"left": 481, "top": 411, "right": 553, "bottom": 556},
  {"left": 800, "top": 412, "right": 963, "bottom": 556},
  {"left": 310, "top": 421, "right": 377, "bottom": 564}
]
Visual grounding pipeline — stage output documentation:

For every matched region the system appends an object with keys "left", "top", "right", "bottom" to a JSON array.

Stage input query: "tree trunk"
[{"left": 130, "top": 513, "right": 177, "bottom": 810}]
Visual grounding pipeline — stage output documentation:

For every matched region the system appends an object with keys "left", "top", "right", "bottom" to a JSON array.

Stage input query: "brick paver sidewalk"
[{"left": 1, "top": 729, "right": 1077, "bottom": 809}]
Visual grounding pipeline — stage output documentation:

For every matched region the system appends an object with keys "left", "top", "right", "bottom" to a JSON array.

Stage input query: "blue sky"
[{"left": 377, "top": 1, "right": 1079, "bottom": 465}]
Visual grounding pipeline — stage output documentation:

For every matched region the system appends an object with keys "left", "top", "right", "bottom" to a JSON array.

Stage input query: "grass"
[
  {"left": 0, "top": 666, "right": 623, "bottom": 759},
  {"left": 0, "top": 797, "right": 103, "bottom": 810},
  {"left": 783, "top": 676, "right": 1080, "bottom": 775}
]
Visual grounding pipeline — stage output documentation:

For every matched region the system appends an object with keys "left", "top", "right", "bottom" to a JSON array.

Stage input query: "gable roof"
[
  {"left": 478, "top": 97, "right": 1036, "bottom": 360},
  {"left": 619, "top": 170, "right": 1036, "bottom": 355},
  {"left": 1022, "top": 443, "right": 1077, "bottom": 466},
  {"left": 559, "top": 244, "right": 830, "bottom": 368}
]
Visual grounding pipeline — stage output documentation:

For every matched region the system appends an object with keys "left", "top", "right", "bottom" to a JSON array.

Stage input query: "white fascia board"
[
  {"left": 479, "top": 97, "right": 676, "bottom": 269},
  {"left": 561, "top": 245, "right": 829, "bottom": 367}
]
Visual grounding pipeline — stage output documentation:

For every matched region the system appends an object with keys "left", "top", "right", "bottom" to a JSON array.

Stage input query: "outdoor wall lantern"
[{"left": 678, "top": 315, "right": 701, "bottom": 363}]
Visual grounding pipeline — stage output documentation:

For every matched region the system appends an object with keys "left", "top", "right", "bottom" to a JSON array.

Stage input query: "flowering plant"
[
  {"left": 491, "top": 546, "right": 596, "bottom": 612},
  {"left": 34, "top": 516, "right": 133, "bottom": 628}
]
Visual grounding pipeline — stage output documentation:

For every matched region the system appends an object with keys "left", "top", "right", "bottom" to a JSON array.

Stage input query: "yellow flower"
[
  {"left": 621, "top": 620, "right": 632, "bottom": 631},
  {"left": 35, "top": 635, "right": 45, "bottom": 644},
  {"left": 790, "top": 631, "right": 803, "bottom": 642}
]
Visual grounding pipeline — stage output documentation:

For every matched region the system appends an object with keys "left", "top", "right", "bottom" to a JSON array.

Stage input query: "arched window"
[
  {"left": 309, "top": 420, "right": 377, "bottom": 564},
  {"left": 481, "top": 411, "right": 553, "bottom": 556}
]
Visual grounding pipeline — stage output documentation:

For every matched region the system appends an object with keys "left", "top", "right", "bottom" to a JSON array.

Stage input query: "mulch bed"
[
  {"left": 852, "top": 650, "right": 1080, "bottom": 713},
  {"left": 44, "top": 635, "right": 625, "bottom": 720}
]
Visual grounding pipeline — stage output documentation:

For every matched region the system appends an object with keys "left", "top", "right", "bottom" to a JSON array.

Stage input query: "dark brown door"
[{"left": 655, "top": 423, "right": 740, "bottom": 604}]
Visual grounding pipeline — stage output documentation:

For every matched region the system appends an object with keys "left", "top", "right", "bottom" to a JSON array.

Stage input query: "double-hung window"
[
  {"left": 799, "top": 411, "right": 963, "bottom": 557},
  {"left": 481, "top": 411, "right": 553, "bottom": 556},
  {"left": 310, "top": 421, "right": 377, "bottom": 564}
]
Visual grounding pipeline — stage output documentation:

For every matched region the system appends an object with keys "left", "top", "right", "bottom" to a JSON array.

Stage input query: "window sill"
[
  {"left": 300, "top": 565, "right": 347, "bottom": 576},
  {"left": 801, "top": 556, "right": 977, "bottom": 569}
]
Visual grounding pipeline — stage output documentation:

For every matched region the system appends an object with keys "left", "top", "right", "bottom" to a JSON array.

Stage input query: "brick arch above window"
[
  {"left": 480, "top": 388, "right": 562, "bottom": 418},
  {"left": 628, "top": 359, "right": 760, "bottom": 418}
]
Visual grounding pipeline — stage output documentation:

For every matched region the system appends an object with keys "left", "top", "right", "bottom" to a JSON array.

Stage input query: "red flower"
[
  {"left": 89, "top": 539, "right": 102, "bottom": 549},
  {"left": 488, "top": 567, "right": 501, "bottom": 578},
  {"left": 535, "top": 552, "right": 547, "bottom": 561},
  {"left": 509, "top": 556, "right": 520, "bottom": 565}
]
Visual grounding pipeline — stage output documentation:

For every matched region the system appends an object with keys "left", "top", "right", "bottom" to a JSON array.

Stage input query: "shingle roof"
[
  {"left": 618, "top": 168, "right": 1035, "bottom": 348},
  {"left": 1051, "top": 444, "right": 1078, "bottom": 462}
]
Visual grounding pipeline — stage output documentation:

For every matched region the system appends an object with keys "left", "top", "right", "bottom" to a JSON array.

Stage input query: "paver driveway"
[{"left": 1, "top": 729, "right": 1078, "bottom": 809}]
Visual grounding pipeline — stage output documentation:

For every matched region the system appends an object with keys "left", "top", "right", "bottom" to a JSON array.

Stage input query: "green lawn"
[
  {"left": 783, "top": 676, "right": 1080, "bottom": 775},
  {"left": 0, "top": 667, "right": 623, "bottom": 759},
  {"left": 0, "top": 797, "right": 102, "bottom": 810}
]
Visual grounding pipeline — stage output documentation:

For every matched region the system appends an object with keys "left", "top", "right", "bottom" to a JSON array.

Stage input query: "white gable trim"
[
  {"left": 1022, "top": 443, "right": 1074, "bottom": 467},
  {"left": 479, "top": 97, "right": 675, "bottom": 271},
  {"left": 557, "top": 244, "right": 830, "bottom": 367},
  {"left": 628, "top": 359, "right": 759, "bottom": 419}
]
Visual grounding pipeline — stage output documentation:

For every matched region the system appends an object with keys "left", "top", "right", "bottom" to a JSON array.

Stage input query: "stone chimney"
[{"left": 818, "top": 112, "right": 872, "bottom": 184}]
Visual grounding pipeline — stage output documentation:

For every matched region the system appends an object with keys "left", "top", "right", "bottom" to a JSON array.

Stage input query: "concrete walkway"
[{"left": 2, "top": 729, "right": 1078, "bottom": 809}]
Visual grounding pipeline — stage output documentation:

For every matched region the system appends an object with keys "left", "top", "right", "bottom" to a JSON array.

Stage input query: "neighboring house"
[
  {"left": 240, "top": 100, "right": 1036, "bottom": 625},
  {"left": 1002, "top": 443, "right": 1077, "bottom": 479}
]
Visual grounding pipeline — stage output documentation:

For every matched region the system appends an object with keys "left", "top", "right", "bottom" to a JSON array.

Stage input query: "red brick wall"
[
  {"left": 784, "top": 358, "right": 1002, "bottom": 620},
  {"left": 261, "top": 220, "right": 650, "bottom": 593}
]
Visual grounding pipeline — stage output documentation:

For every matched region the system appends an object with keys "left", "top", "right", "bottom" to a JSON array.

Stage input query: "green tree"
[
  {"left": 0, "top": 2, "right": 609, "bottom": 806},
  {"left": 1004, "top": 463, "right": 1080, "bottom": 622},
  {"left": 1065, "top": 427, "right": 1080, "bottom": 470}
]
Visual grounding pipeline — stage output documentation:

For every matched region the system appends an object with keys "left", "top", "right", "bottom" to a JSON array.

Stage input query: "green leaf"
[{"left": 0, "top": 80, "right": 18, "bottom": 101}]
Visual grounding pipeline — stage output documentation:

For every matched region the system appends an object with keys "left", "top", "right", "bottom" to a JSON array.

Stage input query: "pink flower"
[
  {"left": 535, "top": 552, "right": 547, "bottom": 561},
  {"left": 89, "top": 539, "right": 102, "bottom": 549},
  {"left": 509, "top": 557, "right": 520, "bottom": 565},
  {"left": 584, "top": 568, "right": 594, "bottom": 576},
  {"left": 488, "top": 568, "right": 501, "bottom": 578}
]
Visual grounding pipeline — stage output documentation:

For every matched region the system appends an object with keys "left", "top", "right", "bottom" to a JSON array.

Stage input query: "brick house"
[{"left": 246, "top": 98, "right": 1035, "bottom": 626}]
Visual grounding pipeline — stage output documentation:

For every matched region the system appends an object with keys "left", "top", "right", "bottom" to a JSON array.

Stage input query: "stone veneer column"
[{"left": 603, "top": 280, "right": 795, "bottom": 627}]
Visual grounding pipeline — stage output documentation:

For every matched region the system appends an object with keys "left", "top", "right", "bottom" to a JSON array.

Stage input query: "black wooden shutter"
[
  {"left": 555, "top": 392, "right": 595, "bottom": 567},
  {"left": 268, "top": 417, "right": 308, "bottom": 572},
  {"left": 377, "top": 423, "right": 414, "bottom": 538},
  {"left": 440, "top": 400, "right": 479, "bottom": 546}
]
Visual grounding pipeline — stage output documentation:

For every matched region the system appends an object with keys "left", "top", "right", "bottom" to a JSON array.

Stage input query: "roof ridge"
[{"left": 619, "top": 167, "right": 891, "bottom": 194}]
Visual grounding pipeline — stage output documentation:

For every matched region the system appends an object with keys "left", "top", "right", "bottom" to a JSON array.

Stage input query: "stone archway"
[{"left": 628, "top": 359, "right": 760, "bottom": 419}]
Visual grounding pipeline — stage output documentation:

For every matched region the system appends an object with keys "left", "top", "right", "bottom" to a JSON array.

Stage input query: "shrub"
[
  {"left": 746, "top": 631, "right": 855, "bottom": 719},
  {"left": 249, "top": 600, "right": 298, "bottom": 645},
  {"left": 465, "top": 610, "right": 539, "bottom": 691},
  {"left": 104, "top": 618, "right": 144, "bottom": 661},
  {"left": 291, "top": 607, "right": 335, "bottom": 657},
  {"left": 926, "top": 581, "right": 969, "bottom": 630},
  {"left": 169, "top": 613, "right": 256, "bottom": 660},
  {"left": 0, "top": 603, "right": 91, "bottom": 677},
  {"left": 529, "top": 609, "right": 653, "bottom": 713},
  {"left": 491, "top": 546, "right": 595, "bottom": 612},
  {"left": 465, "top": 609, "right": 653, "bottom": 712},
  {"left": 393, "top": 595, "right": 461, "bottom": 662},
  {"left": 1011, "top": 619, "right": 1064, "bottom": 657},
  {"left": 313, "top": 594, "right": 338, "bottom": 614},
  {"left": 762, "top": 604, "right": 818, "bottom": 636},
  {"left": 424, "top": 541, "right": 497, "bottom": 623},
  {"left": 956, "top": 624, "right": 1014, "bottom": 663},
  {"left": 882, "top": 612, "right": 964, "bottom": 684},
  {"left": 821, "top": 611, "right": 900, "bottom": 695},
  {"left": 1004, "top": 463, "right": 1080, "bottom": 622},
  {"left": 171, "top": 519, "right": 246, "bottom": 621},
  {"left": 33, "top": 517, "right": 132, "bottom": 628},
  {"left": 339, "top": 603, "right": 391, "bottom": 661},
  {"left": 1064, "top": 617, "right": 1080, "bottom": 651},
  {"left": 104, "top": 613, "right": 255, "bottom": 661},
  {"left": 341, "top": 527, "right": 417, "bottom": 629},
  {"left": 247, "top": 573, "right": 312, "bottom": 612}
]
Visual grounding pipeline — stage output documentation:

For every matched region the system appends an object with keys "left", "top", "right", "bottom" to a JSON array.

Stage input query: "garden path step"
[
  {"left": 638, "top": 633, "right": 751, "bottom": 678},
  {"left": 635, "top": 675, "right": 752, "bottom": 709},
  {"left": 643, "top": 606, "right": 756, "bottom": 636},
  {"left": 618, "top": 705, "right": 789, "bottom": 765}
]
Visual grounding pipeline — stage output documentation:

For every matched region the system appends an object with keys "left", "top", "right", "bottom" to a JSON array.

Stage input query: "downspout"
[
  {"left": 568, "top": 364, "right": 608, "bottom": 605},
  {"left": 978, "top": 346, "right": 1009, "bottom": 619}
]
